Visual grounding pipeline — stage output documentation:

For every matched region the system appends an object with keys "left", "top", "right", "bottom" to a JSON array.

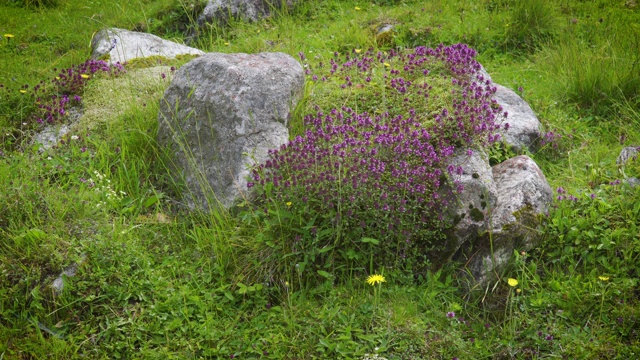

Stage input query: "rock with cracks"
[
  {"left": 157, "top": 52, "right": 304, "bottom": 210},
  {"left": 455, "top": 155, "right": 553, "bottom": 286},
  {"left": 444, "top": 149, "right": 498, "bottom": 262},
  {"left": 90, "top": 28, "right": 205, "bottom": 65}
]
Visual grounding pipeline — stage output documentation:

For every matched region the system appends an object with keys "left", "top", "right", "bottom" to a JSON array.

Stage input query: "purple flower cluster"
[
  {"left": 537, "top": 331, "right": 554, "bottom": 341},
  {"left": 556, "top": 187, "right": 576, "bottom": 201},
  {"left": 556, "top": 187, "right": 591, "bottom": 202},
  {"left": 31, "top": 59, "right": 125, "bottom": 125},
  {"left": 251, "top": 44, "right": 502, "bottom": 262},
  {"left": 540, "top": 130, "right": 564, "bottom": 149}
]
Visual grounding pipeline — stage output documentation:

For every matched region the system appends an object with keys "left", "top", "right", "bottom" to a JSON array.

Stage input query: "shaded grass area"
[{"left": 1, "top": 0, "right": 640, "bottom": 358}]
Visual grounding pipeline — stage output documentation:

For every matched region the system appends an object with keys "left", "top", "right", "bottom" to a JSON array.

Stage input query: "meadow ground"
[{"left": 1, "top": 0, "right": 639, "bottom": 358}]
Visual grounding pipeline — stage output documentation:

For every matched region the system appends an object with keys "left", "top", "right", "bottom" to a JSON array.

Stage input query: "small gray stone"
[
  {"left": 626, "top": 177, "right": 640, "bottom": 188},
  {"left": 51, "top": 261, "right": 82, "bottom": 295},
  {"left": 377, "top": 24, "right": 395, "bottom": 34},
  {"left": 33, "top": 123, "right": 73, "bottom": 151},
  {"left": 32, "top": 107, "right": 82, "bottom": 151},
  {"left": 375, "top": 24, "right": 395, "bottom": 44},
  {"left": 90, "top": 28, "right": 204, "bottom": 65},
  {"left": 617, "top": 146, "right": 639, "bottom": 166}
]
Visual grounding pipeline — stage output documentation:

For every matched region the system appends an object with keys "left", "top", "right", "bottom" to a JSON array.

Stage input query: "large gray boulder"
[
  {"left": 456, "top": 155, "right": 553, "bottom": 286},
  {"left": 198, "top": 0, "right": 299, "bottom": 25},
  {"left": 157, "top": 52, "right": 305, "bottom": 209},
  {"left": 492, "top": 84, "right": 542, "bottom": 153},
  {"left": 90, "top": 28, "right": 205, "bottom": 65}
]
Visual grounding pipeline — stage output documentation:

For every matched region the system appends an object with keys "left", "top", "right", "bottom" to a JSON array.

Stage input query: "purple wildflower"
[
  {"left": 248, "top": 44, "right": 502, "bottom": 270},
  {"left": 447, "top": 311, "right": 455, "bottom": 318}
]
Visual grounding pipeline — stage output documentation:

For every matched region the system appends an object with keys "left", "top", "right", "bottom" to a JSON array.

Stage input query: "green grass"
[{"left": 2, "top": 0, "right": 640, "bottom": 358}]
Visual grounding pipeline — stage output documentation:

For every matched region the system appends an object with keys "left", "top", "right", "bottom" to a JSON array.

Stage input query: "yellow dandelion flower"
[
  {"left": 4, "top": 34, "right": 14, "bottom": 39},
  {"left": 286, "top": 201, "right": 292, "bottom": 207},
  {"left": 224, "top": 42, "right": 230, "bottom": 46},
  {"left": 355, "top": 49, "right": 362, "bottom": 53},
  {"left": 507, "top": 278, "right": 518, "bottom": 287},
  {"left": 599, "top": 276, "right": 609, "bottom": 281},
  {"left": 80, "top": 74, "right": 90, "bottom": 79},
  {"left": 355, "top": 6, "right": 361, "bottom": 11},
  {"left": 19, "top": 89, "right": 26, "bottom": 94},
  {"left": 384, "top": 62, "right": 391, "bottom": 67},
  {"left": 516, "top": 288, "right": 522, "bottom": 294},
  {"left": 55, "top": 76, "right": 60, "bottom": 80},
  {"left": 366, "top": 274, "right": 386, "bottom": 286}
]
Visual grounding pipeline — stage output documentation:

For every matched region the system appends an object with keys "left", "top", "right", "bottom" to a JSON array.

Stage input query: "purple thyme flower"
[{"left": 447, "top": 311, "right": 455, "bottom": 318}]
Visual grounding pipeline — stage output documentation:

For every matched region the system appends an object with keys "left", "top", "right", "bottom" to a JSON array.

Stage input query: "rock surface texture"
[
  {"left": 198, "top": 0, "right": 299, "bottom": 25},
  {"left": 50, "top": 256, "right": 85, "bottom": 295},
  {"left": 454, "top": 155, "right": 553, "bottom": 286},
  {"left": 475, "top": 64, "right": 492, "bottom": 84},
  {"left": 617, "top": 146, "right": 639, "bottom": 166},
  {"left": 157, "top": 52, "right": 304, "bottom": 209},
  {"left": 446, "top": 149, "right": 498, "bottom": 253},
  {"left": 90, "top": 28, "right": 204, "bottom": 65},
  {"left": 617, "top": 145, "right": 640, "bottom": 188},
  {"left": 492, "top": 84, "right": 542, "bottom": 152}
]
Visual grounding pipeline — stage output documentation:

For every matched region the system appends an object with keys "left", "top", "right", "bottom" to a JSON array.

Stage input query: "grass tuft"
[
  {"left": 541, "top": 27, "right": 640, "bottom": 115},
  {"left": 504, "top": 0, "right": 559, "bottom": 53}
]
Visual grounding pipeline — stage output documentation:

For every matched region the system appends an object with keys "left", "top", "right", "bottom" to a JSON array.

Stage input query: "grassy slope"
[{"left": 1, "top": 0, "right": 639, "bottom": 359}]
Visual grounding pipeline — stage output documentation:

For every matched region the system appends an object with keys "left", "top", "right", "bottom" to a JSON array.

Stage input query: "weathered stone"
[
  {"left": 492, "top": 84, "right": 542, "bottom": 152},
  {"left": 32, "top": 107, "right": 82, "bottom": 151},
  {"left": 198, "top": 0, "right": 299, "bottom": 26},
  {"left": 446, "top": 148, "right": 498, "bottom": 251},
  {"left": 51, "top": 263, "right": 78, "bottom": 295},
  {"left": 617, "top": 146, "right": 640, "bottom": 166},
  {"left": 375, "top": 24, "right": 395, "bottom": 45},
  {"left": 157, "top": 52, "right": 304, "bottom": 209},
  {"left": 490, "top": 156, "right": 552, "bottom": 232},
  {"left": 90, "top": 28, "right": 204, "bottom": 65},
  {"left": 51, "top": 256, "right": 85, "bottom": 295},
  {"left": 459, "top": 155, "right": 553, "bottom": 286},
  {"left": 626, "top": 177, "right": 640, "bottom": 188},
  {"left": 33, "top": 123, "right": 73, "bottom": 151}
]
